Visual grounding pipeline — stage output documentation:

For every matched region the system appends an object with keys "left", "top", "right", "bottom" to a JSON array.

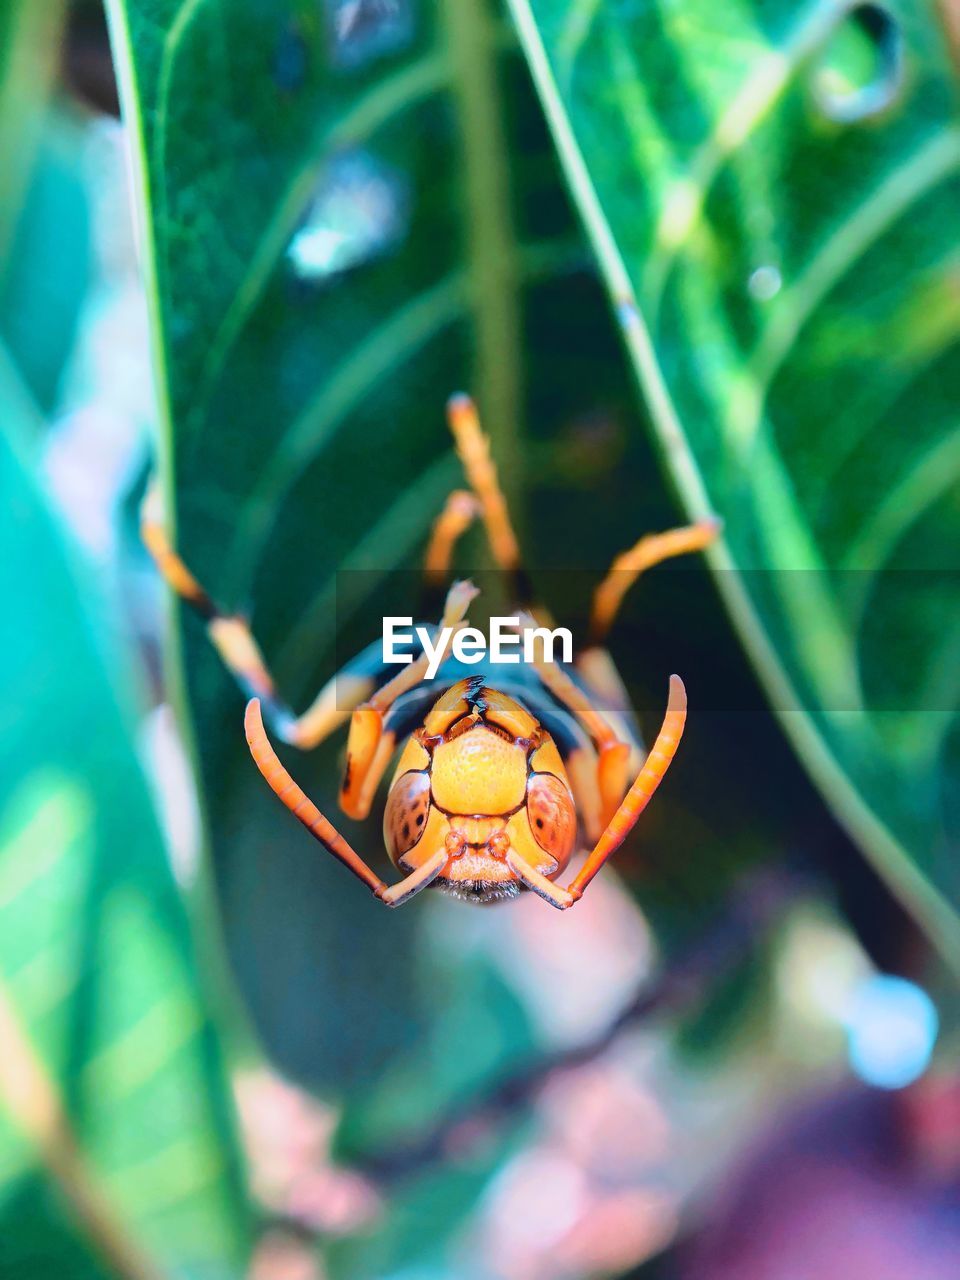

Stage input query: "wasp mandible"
[{"left": 143, "top": 396, "right": 718, "bottom": 908}]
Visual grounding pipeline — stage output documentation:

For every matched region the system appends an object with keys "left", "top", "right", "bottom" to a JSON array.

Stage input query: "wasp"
[{"left": 143, "top": 396, "right": 717, "bottom": 908}]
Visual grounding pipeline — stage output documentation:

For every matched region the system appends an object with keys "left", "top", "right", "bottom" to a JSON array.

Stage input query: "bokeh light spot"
[{"left": 845, "top": 975, "right": 938, "bottom": 1090}]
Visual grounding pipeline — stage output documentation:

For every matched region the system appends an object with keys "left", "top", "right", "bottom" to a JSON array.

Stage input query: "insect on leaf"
[{"left": 102, "top": 0, "right": 621, "bottom": 1101}]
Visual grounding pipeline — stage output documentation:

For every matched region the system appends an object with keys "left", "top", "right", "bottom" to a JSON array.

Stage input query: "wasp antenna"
[
  {"left": 244, "top": 698, "right": 389, "bottom": 897},
  {"left": 667, "top": 673, "right": 687, "bottom": 714},
  {"left": 565, "top": 675, "right": 688, "bottom": 901}
]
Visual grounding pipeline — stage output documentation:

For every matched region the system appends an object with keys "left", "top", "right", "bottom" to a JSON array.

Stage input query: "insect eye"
[
  {"left": 384, "top": 770, "right": 432, "bottom": 861},
  {"left": 527, "top": 772, "right": 576, "bottom": 864}
]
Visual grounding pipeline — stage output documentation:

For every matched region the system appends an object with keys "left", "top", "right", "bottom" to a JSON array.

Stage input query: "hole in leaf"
[{"left": 811, "top": 4, "right": 904, "bottom": 123}]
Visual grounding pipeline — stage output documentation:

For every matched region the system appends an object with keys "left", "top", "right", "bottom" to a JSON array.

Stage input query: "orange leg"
[
  {"left": 245, "top": 701, "right": 447, "bottom": 905},
  {"left": 537, "top": 517, "right": 718, "bottom": 826},
  {"left": 445, "top": 393, "right": 539, "bottom": 608},
  {"left": 507, "top": 676, "right": 687, "bottom": 909},
  {"left": 589, "top": 519, "right": 720, "bottom": 645},
  {"left": 446, "top": 394, "right": 521, "bottom": 575},
  {"left": 424, "top": 489, "right": 480, "bottom": 586},
  {"left": 141, "top": 479, "right": 373, "bottom": 749}
]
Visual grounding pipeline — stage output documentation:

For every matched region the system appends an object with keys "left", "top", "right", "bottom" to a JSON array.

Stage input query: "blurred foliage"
[
  {"left": 0, "top": 107, "right": 92, "bottom": 416},
  {"left": 507, "top": 0, "right": 960, "bottom": 966},
  {"left": 0, "top": 1, "right": 90, "bottom": 420},
  {"left": 0, "top": 7, "right": 249, "bottom": 1277},
  {"left": 0, "top": 424, "right": 251, "bottom": 1274}
]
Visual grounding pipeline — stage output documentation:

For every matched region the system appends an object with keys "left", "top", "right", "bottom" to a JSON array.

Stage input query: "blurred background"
[{"left": 0, "top": 2, "right": 958, "bottom": 1278}]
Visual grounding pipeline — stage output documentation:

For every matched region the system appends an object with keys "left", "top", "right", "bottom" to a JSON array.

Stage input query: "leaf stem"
[
  {"left": 442, "top": 0, "right": 524, "bottom": 519},
  {"left": 0, "top": 983, "right": 166, "bottom": 1280}
]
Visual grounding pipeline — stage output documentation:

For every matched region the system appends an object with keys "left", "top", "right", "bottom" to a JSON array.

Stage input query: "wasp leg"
[
  {"left": 572, "top": 514, "right": 717, "bottom": 798},
  {"left": 141, "top": 479, "right": 375, "bottom": 749},
  {"left": 339, "top": 699, "right": 408, "bottom": 824},
  {"left": 420, "top": 488, "right": 481, "bottom": 617},
  {"left": 245, "top": 699, "right": 447, "bottom": 905},
  {"left": 572, "top": 647, "right": 647, "bottom": 825},
  {"left": 338, "top": 579, "right": 479, "bottom": 820},
  {"left": 568, "top": 520, "right": 718, "bottom": 720},
  {"left": 446, "top": 394, "right": 537, "bottom": 607},
  {"left": 574, "top": 648, "right": 647, "bottom": 758},
  {"left": 519, "top": 520, "right": 717, "bottom": 827},
  {"left": 588, "top": 519, "right": 720, "bottom": 646},
  {"left": 424, "top": 489, "right": 481, "bottom": 586}
]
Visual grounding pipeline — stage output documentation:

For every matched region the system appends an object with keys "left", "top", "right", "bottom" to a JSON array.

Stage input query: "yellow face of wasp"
[{"left": 382, "top": 678, "right": 577, "bottom": 904}]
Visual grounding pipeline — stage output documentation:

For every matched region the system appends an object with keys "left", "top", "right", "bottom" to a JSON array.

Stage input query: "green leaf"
[
  {"left": 0, "top": 428, "right": 250, "bottom": 1274},
  {"left": 508, "top": 0, "right": 960, "bottom": 966}
]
